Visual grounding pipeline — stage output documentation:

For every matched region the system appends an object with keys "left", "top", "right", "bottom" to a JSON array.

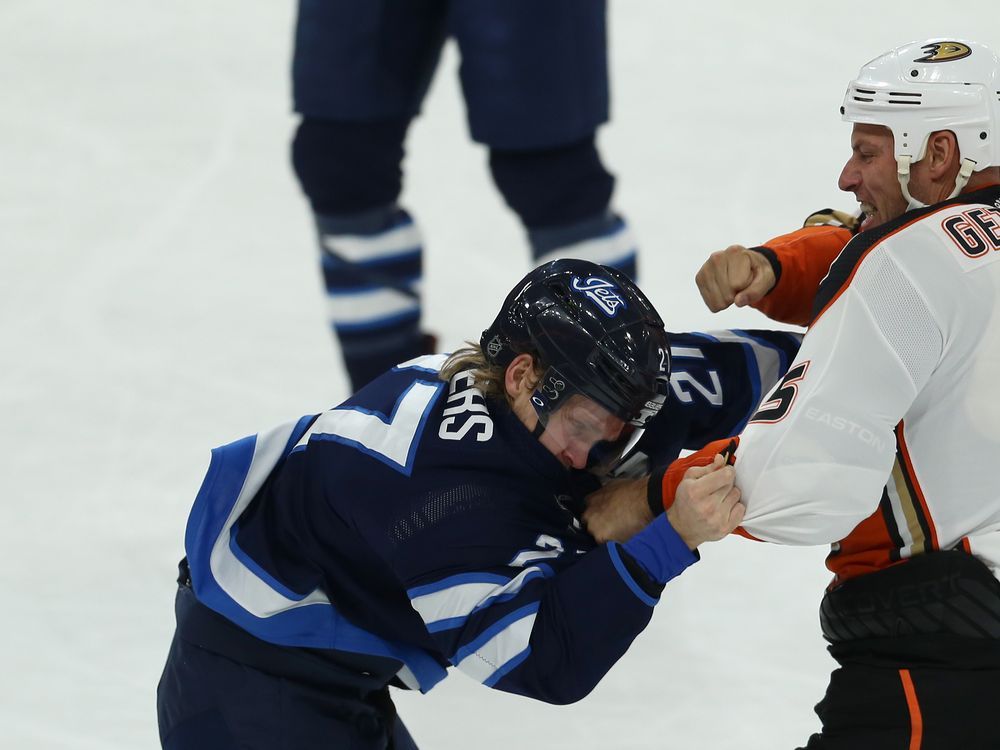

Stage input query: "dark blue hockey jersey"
[
  {"left": 633, "top": 329, "right": 801, "bottom": 471},
  {"left": 183, "top": 330, "right": 799, "bottom": 704}
]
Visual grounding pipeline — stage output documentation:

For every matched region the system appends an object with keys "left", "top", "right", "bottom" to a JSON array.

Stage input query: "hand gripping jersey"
[
  {"left": 184, "top": 354, "right": 699, "bottom": 705},
  {"left": 736, "top": 184, "right": 1000, "bottom": 586},
  {"left": 181, "top": 328, "right": 798, "bottom": 704}
]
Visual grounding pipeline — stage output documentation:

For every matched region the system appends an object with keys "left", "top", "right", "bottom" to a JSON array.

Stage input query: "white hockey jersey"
[{"left": 736, "top": 184, "right": 1000, "bottom": 586}]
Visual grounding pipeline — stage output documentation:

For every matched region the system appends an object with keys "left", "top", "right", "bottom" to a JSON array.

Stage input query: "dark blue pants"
[
  {"left": 292, "top": 0, "right": 609, "bottom": 150},
  {"left": 157, "top": 585, "right": 418, "bottom": 749}
]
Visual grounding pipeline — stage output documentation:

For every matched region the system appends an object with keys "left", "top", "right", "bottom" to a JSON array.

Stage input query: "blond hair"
[{"left": 439, "top": 342, "right": 543, "bottom": 402}]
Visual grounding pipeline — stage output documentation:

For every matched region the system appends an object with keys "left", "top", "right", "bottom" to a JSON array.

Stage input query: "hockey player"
[
  {"left": 593, "top": 39, "right": 1000, "bottom": 748},
  {"left": 157, "top": 259, "right": 795, "bottom": 750},
  {"left": 291, "top": 0, "right": 639, "bottom": 391}
]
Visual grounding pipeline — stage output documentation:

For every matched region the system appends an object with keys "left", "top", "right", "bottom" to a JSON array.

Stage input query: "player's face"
[
  {"left": 537, "top": 395, "right": 626, "bottom": 470},
  {"left": 838, "top": 124, "right": 909, "bottom": 232},
  {"left": 505, "top": 354, "right": 627, "bottom": 470}
]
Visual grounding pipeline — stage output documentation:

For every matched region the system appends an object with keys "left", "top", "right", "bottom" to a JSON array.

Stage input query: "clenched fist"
[{"left": 695, "top": 244, "right": 776, "bottom": 312}]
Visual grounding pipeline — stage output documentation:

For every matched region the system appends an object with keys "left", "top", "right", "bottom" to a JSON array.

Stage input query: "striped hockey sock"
[
  {"left": 316, "top": 206, "right": 431, "bottom": 391},
  {"left": 529, "top": 212, "right": 638, "bottom": 281}
]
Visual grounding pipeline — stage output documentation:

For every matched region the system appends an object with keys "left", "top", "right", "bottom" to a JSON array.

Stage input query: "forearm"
[
  {"left": 490, "top": 540, "right": 694, "bottom": 703},
  {"left": 751, "top": 225, "right": 852, "bottom": 326}
]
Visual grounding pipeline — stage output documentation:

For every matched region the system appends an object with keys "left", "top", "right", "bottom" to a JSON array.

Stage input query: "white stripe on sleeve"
[{"left": 455, "top": 609, "right": 538, "bottom": 684}]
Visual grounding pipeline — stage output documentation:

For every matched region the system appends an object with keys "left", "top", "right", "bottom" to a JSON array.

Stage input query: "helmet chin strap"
[
  {"left": 896, "top": 155, "right": 977, "bottom": 210},
  {"left": 896, "top": 155, "right": 924, "bottom": 210},
  {"left": 950, "top": 158, "right": 978, "bottom": 198},
  {"left": 529, "top": 393, "right": 549, "bottom": 439}
]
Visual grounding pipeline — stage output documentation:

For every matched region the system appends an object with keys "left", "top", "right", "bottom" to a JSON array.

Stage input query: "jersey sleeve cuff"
[
  {"left": 749, "top": 245, "right": 782, "bottom": 288},
  {"left": 607, "top": 543, "right": 662, "bottom": 607},
  {"left": 621, "top": 514, "right": 699, "bottom": 587},
  {"left": 647, "top": 467, "right": 666, "bottom": 516}
]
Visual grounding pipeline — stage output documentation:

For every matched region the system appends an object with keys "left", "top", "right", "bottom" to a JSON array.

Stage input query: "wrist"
[
  {"left": 748, "top": 246, "right": 781, "bottom": 294},
  {"left": 621, "top": 513, "right": 699, "bottom": 585},
  {"left": 665, "top": 505, "right": 699, "bottom": 551}
]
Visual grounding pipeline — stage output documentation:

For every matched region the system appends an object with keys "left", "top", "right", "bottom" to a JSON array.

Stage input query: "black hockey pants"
[{"left": 800, "top": 550, "right": 1000, "bottom": 749}]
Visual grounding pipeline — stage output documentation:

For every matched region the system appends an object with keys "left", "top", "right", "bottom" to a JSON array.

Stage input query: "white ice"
[{"left": 2, "top": 2, "right": 995, "bottom": 747}]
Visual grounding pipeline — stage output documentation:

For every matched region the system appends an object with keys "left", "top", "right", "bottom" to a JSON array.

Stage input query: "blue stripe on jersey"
[
  {"left": 228, "top": 525, "right": 308, "bottom": 602},
  {"left": 483, "top": 647, "right": 532, "bottom": 688},
  {"left": 408, "top": 572, "right": 512, "bottom": 598},
  {"left": 451, "top": 602, "right": 540, "bottom": 665},
  {"left": 535, "top": 562, "right": 556, "bottom": 578},
  {"left": 184, "top": 418, "right": 448, "bottom": 692},
  {"left": 607, "top": 542, "right": 659, "bottom": 607},
  {"left": 428, "top": 617, "right": 467, "bottom": 634},
  {"left": 285, "top": 414, "right": 318, "bottom": 453},
  {"left": 408, "top": 568, "right": 552, "bottom": 633}
]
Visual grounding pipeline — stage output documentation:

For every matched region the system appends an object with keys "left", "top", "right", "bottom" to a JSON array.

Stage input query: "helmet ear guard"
[{"left": 841, "top": 38, "right": 1000, "bottom": 207}]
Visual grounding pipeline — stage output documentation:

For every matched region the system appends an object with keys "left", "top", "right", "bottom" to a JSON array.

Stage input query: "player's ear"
[
  {"left": 925, "top": 130, "right": 959, "bottom": 177},
  {"left": 504, "top": 353, "right": 538, "bottom": 399}
]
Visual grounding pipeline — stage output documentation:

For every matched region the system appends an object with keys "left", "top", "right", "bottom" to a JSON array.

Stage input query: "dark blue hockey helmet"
[{"left": 480, "top": 259, "right": 670, "bottom": 430}]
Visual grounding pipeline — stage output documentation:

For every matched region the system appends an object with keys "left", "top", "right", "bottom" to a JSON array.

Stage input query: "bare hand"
[
  {"left": 582, "top": 478, "right": 653, "bottom": 543},
  {"left": 666, "top": 454, "right": 744, "bottom": 549},
  {"left": 695, "top": 244, "right": 776, "bottom": 312}
]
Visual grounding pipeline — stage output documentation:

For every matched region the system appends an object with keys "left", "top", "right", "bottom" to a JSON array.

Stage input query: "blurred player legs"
[{"left": 290, "top": 0, "right": 638, "bottom": 391}]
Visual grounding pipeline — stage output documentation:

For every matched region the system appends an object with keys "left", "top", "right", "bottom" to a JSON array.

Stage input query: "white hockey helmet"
[{"left": 841, "top": 39, "right": 1000, "bottom": 206}]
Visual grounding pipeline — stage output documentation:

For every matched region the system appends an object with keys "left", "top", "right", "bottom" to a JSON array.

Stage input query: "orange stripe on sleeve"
[{"left": 899, "top": 669, "right": 923, "bottom": 750}]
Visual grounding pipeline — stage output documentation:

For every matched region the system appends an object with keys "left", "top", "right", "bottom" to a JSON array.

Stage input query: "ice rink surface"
[{"left": 3, "top": 2, "right": 997, "bottom": 747}]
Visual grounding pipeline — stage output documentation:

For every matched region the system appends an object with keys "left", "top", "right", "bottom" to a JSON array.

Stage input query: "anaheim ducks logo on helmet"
[{"left": 914, "top": 41, "right": 972, "bottom": 63}]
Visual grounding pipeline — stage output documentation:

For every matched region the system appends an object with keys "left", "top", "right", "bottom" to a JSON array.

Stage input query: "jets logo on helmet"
[
  {"left": 571, "top": 276, "right": 627, "bottom": 317},
  {"left": 914, "top": 41, "right": 972, "bottom": 63}
]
